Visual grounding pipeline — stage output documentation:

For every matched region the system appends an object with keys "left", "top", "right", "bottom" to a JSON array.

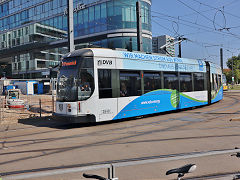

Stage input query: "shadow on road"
[
  {"left": 17, "top": 116, "right": 85, "bottom": 129},
  {"left": 17, "top": 116, "right": 129, "bottom": 129}
]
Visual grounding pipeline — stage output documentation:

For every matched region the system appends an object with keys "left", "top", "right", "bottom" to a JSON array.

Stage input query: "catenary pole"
[
  {"left": 178, "top": 37, "right": 182, "bottom": 58},
  {"left": 67, "top": 0, "right": 75, "bottom": 52},
  {"left": 220, "top": 48, "right": 223, "bottom": 72},
  {"left": 136, "top": 1, "right": 143, "bottom": 52}
]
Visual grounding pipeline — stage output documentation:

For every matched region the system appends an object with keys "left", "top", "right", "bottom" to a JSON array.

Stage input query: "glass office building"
[{"left": 0, "top": 0, "right": 152, "bottom": 78}]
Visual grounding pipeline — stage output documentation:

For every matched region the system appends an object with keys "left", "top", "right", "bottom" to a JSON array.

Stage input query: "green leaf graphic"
[{"left": 171, "top": 90, "right": 179, "bottom": 108}]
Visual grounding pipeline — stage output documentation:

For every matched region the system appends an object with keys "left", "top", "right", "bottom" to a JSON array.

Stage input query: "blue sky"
[{"left": 151, "top": 0, "right": 240, "bottom": 68}]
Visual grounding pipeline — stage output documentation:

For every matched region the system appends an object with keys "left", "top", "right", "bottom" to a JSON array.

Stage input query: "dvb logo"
[{"left": 98, "top": 60, "right": 113, "bottom": 66}]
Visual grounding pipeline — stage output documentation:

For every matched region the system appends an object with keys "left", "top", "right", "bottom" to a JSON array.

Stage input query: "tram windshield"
[{"left": 57, "top": 57, "right": 94, "bottom": 102}]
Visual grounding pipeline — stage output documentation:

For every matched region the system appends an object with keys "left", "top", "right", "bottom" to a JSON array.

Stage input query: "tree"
[
  {"left": 235, "top": 69, "right": 240, "bottom": 84},
  {"left": 226, "top": 54, "right": 240, "bottom": 84},
  {"left": 223, "top": 71, "right": 232, "bottom": 84}
]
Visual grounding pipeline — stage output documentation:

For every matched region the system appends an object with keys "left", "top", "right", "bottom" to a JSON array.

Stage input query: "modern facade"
[
  {"left": 0, "top": 0, "right": 152, "bottom": 78},
  {"left": 152, "top": 35, "right": 175, "bottom": 57}
]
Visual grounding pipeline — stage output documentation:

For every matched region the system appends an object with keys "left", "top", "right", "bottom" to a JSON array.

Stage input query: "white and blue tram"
[{"left": 55, "top": 48, "right": 223, "bottom": 123}]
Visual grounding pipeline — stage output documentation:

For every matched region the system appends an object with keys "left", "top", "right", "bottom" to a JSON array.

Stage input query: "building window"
[
  {"left": 101, "top": 3, "right": 107, "bottom": 18},
  {"left": 25, "top": 26, "right": 29, "bottom": 35},
  {"left": 26, "top": 61, "right": 29, "bottom": 70},
  {"left": 14, "top": 63, "right": 17, "bottom": 70},
  {"left": 37, "top": 61, "right": 46, "bottom": 68},
  {"left": 2, "top": 34, "right": 6, "bottom": 41},
  {"left": 18, "top": 62, "right": 21, "bottom": 70},
  {"left": 16, "top": 38, "right": 20, "bottom": 45},
  {"left": 1, "top": 42, "right": 5, "bottom": 48}
]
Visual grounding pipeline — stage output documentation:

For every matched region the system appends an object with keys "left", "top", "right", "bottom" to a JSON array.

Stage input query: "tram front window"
[{"left": 57, "top": 57, "right": 94, "bottom": 102}]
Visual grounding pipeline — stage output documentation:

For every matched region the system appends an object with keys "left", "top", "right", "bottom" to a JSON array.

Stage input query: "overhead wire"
[
  {"left": 175, "top": 0, "right": 240, "bottom": 40},
  {"left": 175, "top": 0, "right": 224, "bottom": 28},
  {"left": 152, "top": 1, "right": 239, "bottom": 61},
  {"left": 188, "top": 0, "right": 240, "bottom": 37},
  {"left": 177, "top": 0, "right": 238, "bottom": 18},
  {"left": 118, "top": 0, "right": 240, "bottom": 40},
  {"left": 99, "top": 0, "right": 239, "bottom": 59},
  {"left": 152, "top": 14, "right": 236, "bottom": 39},
  {"left": 191, "top": 0, "right": 240, "bottom": 20},
  {"left": 116, "top": 0, "right": 240, "bottom": 43},
  {"left": 152, "top": 19, "right": 176, "bottom": 36},
  {"left": 152, "top": 15, "right": 236, "bottom": 60}
]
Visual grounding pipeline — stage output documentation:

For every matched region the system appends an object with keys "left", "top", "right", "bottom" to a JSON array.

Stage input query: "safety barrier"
[{"left": 2, "top": 148, "right": 240, "bottom": 180}]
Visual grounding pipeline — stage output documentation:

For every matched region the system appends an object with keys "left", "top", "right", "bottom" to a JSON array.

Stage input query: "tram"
[{"left": 55, "top": 48, "right": 223, "bottom": 123}]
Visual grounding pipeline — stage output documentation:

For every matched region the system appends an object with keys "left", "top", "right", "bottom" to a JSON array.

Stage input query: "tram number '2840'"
[
  {"left": 101, "top": 109, "right": 112, "bottom": 114},
  {"left": 97, "top": 60, "right": 113, "bottom": 66}
]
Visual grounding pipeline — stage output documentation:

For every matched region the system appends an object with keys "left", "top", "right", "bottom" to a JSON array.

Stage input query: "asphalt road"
[{"left": 1, "top": 91, "right": 240, "bottom": 180}]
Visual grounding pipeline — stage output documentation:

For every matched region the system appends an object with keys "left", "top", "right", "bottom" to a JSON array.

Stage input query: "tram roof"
[
  {"left": 92, "top": 48, "right": 207, "bottom": 66},
  {"left": 63, "top": 48, "right": 217, "bottom": 66}
]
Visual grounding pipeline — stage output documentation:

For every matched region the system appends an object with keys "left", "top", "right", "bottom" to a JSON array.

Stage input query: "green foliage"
[
  {"left": 235, "top": 69, "right": 240, "bottom": 84},
  {"left": 226, "top": 54, "right": 240, "bottom": 70},
  {"left": 226, "top": 54, "right": 240, "bottom": 84},
  {"left": 223, "top": 71, "right": 232, "bottom": 84}
]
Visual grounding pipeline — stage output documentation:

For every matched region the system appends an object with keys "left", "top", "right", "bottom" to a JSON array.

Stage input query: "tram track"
[
  {"left": 1, "top": 133, "right": 240, "bottom": 156},
  {"left": 0, "top": 93, "right": 240, "bottom": 179},
  {"left": 0, "top": 94, "right": 238, "bottom": 149},
  {"left": 0, "top": 93, "right": 239, "bottom": 151},
  {"left": 0, "top": 92, "right": 237, "bottom": 139},
  {"left": 0, "top": 114, "right": 229, "bottom": 151},
  {"left": 0, "top": 118, "right": 240, "bottom": 168},
  {"left": 0, "top": 103, "right": 233, "bottom": 141},
  {"left": 1, "top": 147, "right": 240, "bottom": 177}
]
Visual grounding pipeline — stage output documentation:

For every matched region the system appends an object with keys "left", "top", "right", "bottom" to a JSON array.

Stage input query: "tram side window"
[
  {"left": 193, "top": 73, "right": 206, "bottom": 91},
  {"left": 211, "top": 74, "right": 214, "bottom": 90},
  {"left": 144, "top": 72, "right": 161, "bottom": 93},
  {"left": 163, "top": 72, "right": 178, "bottom": 90},
  {"left": 215, "top": 74, "right": 219, "bottom": 89},
  {"left": 98, "top": 69, "right": 112, "bottom": 98},
  {"left": 180, "top": 73, "right": 192, "bottom": 92},
  {"left": 211, "top": 74, "right": 218, "bottom": 91},
  {"left": 218, "top": 74, "right": 222, "bottom": 88},
  {"left": 120, "top": 71, "right": 141, "bottom": 97}
]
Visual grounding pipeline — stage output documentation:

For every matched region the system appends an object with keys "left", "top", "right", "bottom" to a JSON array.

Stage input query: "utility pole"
[
  {"left": 232, "top": 57, "right": 234, "bottom": 85},
  {"left": 178, "top": 37, "right": 182, "bottom": 58},
  {"left": 220, "top": 48, "right": 223, "bottom": 72},
  {"left": 227, "top": 49, "right": 234, "bottom": 85},
  {"left": 67, "top": 0, "right": 75, "bottom": 52},
  {"left": 136, "top": 1, "right": 143, "bottom": 52}
]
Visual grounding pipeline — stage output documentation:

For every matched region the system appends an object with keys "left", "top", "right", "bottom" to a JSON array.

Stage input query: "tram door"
[
  {"left": 205, "top": 62, "right": 211, "bottom": 104},
  {"left": 97, "top": 69, "right": 118, "bottom": 121},
  {"left": 163, "top": 72, "right": 180, "bottom": 110}
]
